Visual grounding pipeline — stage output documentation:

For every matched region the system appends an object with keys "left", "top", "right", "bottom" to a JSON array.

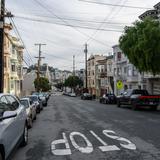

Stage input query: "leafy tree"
[
  {"left": 34, "top": 77, "right": 51, "bottom": 92},
  {"left": 64, "top": 76, "right": 83, "bottom": 89},
  {"left": 119, "top": 18, "right": 160, "bottom": 75}
]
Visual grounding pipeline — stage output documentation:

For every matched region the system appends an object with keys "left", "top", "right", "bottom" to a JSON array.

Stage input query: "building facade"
[
  {"left": 87, "top": 55, "right": 106, "bottom": 96},
  {"left": 4, "top": 23, "right": 24, "bottom": 96},
  {"left": 112, "top": 45, "right": 145, "bottom": 95}
]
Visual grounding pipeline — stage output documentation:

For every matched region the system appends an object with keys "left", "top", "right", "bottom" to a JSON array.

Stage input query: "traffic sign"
[{"left": 116, "top": 80, "right": 123, "bottom": 90}]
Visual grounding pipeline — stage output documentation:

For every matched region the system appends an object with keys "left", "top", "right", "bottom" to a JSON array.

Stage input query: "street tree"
[
  {"left": 119, "top": 18, "right": 160, "bottom": 75},
  {"left": 64, "top": 76, "right": 83, "bottom": 91},
  {"left": 34, "top": 77, "right": 51, "bottom": 92}
]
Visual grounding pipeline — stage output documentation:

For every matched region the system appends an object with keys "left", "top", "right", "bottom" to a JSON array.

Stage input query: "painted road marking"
[
  {"left": 103, "top": 130, "right": 136, "bottom": 150},
  {"left": 51, "top": 132, "right": 71, "bottom": 155},
  {"left": 51, "top": 129, "right": 136, "bottom": 156},
  {"left": 70, "top": 132, "right": 93, "bottom": 153},
  {"left": 90, "top": 130, "right": 120, "bottom": 152}
]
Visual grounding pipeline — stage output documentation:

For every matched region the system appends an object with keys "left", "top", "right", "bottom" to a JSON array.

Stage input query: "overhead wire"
[
  {"left": 14, "top": 15, "right": 123, "bottom": 32},
  {"left": 86, "top": 0, "right": 125, "bottom": 43},
  {"left": 32, "top": 0, "right": 115, "bottom": 48},
  {"left": 86, "top": 0, "right": 131, "bottom": 44},
  {"left": 1, "top": 7, "right": 31, "bottom": 67},
  {"left": 78, "top": 0, "right": 153, "bottom": 10},
  {"left": 5, "top": 8, "right": 34, "bottom": 66},
  {"left": 8, "top": 17, "right": 34, "bottom": 65}
]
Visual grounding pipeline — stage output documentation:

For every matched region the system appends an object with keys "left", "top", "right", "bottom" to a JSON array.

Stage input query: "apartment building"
[
  {"left": 87, "top": 55, "right": 106, "bottom": 96},
  {"left": 112, "top": 45, "right": 145, "bottom": 95},
  {"left": 4, "top": 23, "right": 24, "bottom": 96},
  {"left": 95, "top": 55, "right": 114, "bottom": 97}
]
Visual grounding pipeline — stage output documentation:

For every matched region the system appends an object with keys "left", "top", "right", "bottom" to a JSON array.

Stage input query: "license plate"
[{"left": 150, "top": 102, "right": 153, "bottom": 105}]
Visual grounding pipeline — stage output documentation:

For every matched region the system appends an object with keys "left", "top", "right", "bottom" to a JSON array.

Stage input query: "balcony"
[
  {"left": 127, "top": 76, "right": 138, "bottom": 82},
  {"left": 97, "top": 72, "right": 107, "bottom": 78}
]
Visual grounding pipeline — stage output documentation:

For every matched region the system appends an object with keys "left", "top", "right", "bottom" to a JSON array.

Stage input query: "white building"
[{"left": 112, "top": 45, "right": 145, "bottom": 95}]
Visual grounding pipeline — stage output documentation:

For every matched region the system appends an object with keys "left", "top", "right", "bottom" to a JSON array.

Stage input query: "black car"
[
  {"left": 99, "top": 93, "right": 117, "bottom": 104},
  {"left": 81, "top": 93, "right": 92, "bottom": 100}
]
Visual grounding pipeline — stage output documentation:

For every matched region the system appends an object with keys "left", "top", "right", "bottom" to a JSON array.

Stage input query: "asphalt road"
[{"left": 12, "top": 93, "right": 160, "bottom": 160}]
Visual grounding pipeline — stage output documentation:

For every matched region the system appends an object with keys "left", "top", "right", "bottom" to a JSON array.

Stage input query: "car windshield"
[
  {"left": 132, "top": 90, "right": 149, "bottom": 95},
  {"left": 20, "top": 100, "right": 29, "bottom": 108},
  {"left": 30, "top": 96, "right": 38, "bottom": 102}
]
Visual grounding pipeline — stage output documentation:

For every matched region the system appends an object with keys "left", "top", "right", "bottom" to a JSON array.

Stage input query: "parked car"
[
  {"left": 38, "top": 93, "right": 47, "bottom": 106},
  {"left": 81, "top": 93, "right": 92, "bottom": 100},
  {"left": 43, "top": 92, "right": 50, "bottom": 101},
  {"left": 99, "top": 93, "right": 117, "bottom": 104},
  {"left": 0, "top": 94, "right": 28, "bottom": 160},
  {"left": 27, "top": 95, "right": 42, "bottom": 113},
  {"left": 69, "top": 92, "right": 76, "bottom": 97},
  {"left": 20, "top": 98, "right": 36, "bottom": 128},
  {"left": 117, "top": 89, "right": 160, "bottom": 110}
]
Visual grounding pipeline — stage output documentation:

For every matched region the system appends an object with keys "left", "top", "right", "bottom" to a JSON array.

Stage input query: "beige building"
[
  {"left": 3, "top": 23, "right": 24, "bottom": 97},
  {"left": 95, "top": 55, "right": 114, "bottom": 97},
  {"left": 87, "top": 55, "right": 106, "bottom": 96},
  {"left": 4, "top": 24, "right": 12, "bottom": 94}
]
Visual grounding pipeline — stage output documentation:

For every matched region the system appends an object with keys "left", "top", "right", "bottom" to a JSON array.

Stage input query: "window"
[
  {"left": 124, "top": 67, "right": 127, "bottom": 74},
  {"left": 117, "top": 52, "right": 121, "bottom": 61},
  {"left": 0, "top": 96, "right": 8, "bottom": 104},
  {"left": 114, "top": 68, "right": 116, "bottom": 76},
  {"left": 11, "top": 64, "right": 16, "bottom": 72},
  {"left": 6, "top": 95, "right": 19, "bottom": 110},
  {"left": 11, "top": 81, "right": 14, "bottom": 89},
  {"left": 4, "top": 56, "right": 7, "bottom": 68},
  {"left": 0, "top": 96, "right": 11, "bottom": 116}
]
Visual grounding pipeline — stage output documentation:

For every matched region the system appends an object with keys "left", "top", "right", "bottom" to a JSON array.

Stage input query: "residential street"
[{"left": 12, "top": 93, "right": 160, "bottom": 160}]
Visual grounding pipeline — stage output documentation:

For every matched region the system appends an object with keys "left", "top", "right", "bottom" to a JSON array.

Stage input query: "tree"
[
  {"left": 119, "top": 18, "right": 160, "bottom": 75},
  {"left": 34, "top": 77, "right": 51, "bottom": 92},
  {"left": 64, "top": 76, "right": 83, "bottom": 89}
]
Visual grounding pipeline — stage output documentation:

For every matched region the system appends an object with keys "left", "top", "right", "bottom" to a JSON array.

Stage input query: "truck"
[{"left": 116, "top": 89, "right": 160, "bottom": 110}]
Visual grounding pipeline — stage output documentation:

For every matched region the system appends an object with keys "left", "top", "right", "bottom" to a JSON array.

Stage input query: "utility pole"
[
  {"left": 35, "top": 43, "right": 46, "bottom": 92},
  {"left": 73, "top": 55, "right": 75, "bottom": 76},
  {"left": 0, "top": 0, "right": 5, "bottom": 92},
  {"left": 84, "top": 43, "right": 88, "bottom": 91}
]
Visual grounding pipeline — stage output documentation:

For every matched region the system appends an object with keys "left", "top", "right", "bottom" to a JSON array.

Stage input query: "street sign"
[{"left": 116, "top": 80, "right": 123, "bottom": 90}]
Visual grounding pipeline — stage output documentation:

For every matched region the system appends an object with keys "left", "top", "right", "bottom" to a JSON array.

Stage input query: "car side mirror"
[{"left": 0, "top": 111, "right": 17, "bottom": 121}]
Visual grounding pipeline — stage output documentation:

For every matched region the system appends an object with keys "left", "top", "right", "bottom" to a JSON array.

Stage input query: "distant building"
[
  {"left": 87, "top": 55, "right": 106, "bottom": 96},
  {"left": 95, "top": 55, "right": 115, "bottom": 97}
]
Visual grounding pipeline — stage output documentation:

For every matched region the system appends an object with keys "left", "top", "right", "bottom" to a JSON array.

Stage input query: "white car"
[
  {"left": 20, "top": 98, "right": 37, "bottom": 128},
  {"left": 70, "top": 92, "right": 76, "bottom": 97},
  {"left": 0, "top": 94, "right": 28, "bottom": 160}
]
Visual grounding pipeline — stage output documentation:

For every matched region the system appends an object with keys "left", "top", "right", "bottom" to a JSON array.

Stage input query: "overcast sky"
[{"left": 6, "top": 0, "right": 160, "bottom": 70}]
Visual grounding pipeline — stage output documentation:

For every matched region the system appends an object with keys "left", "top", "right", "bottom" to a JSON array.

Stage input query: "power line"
[
  {"left": 15, "top": 13, "right": 129, "bottom": 25},
  {"left": 9, "top": 17, "right": 34, "bottom": 65},
  {"left": 86, "top": 0, "right": 124, "bottom": 42},
  {"left": 14, "top": 15, "right": 123, "bottom": 32},
  {"left": 78, "top": 0, "right": 152, "bottom": 10},
  {"left": 32, "top": 0, "right": 115, "bottom": 48}
]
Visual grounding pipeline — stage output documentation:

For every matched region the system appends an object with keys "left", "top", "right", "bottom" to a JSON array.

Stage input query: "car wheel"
[
  {"left": 117, "top": 101, "right": 121, "bottom": 107},
  {"left": 150, "top": 106, "right": 158, "bottom": 111},
  {"left": 29, "top": 116, "right": 33, "bottom": 128},
  {"left": 0, "top": 152, "right": 3, "bottom": 160},
  {"left": 21, "top": 124, "right": 28, "bottom": 147},
  {"left": 132, "top": 103, "right": 137, "bottom": 110},
  {"left": 34, "top": 114, "right": 37, "bottom": 120}
]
